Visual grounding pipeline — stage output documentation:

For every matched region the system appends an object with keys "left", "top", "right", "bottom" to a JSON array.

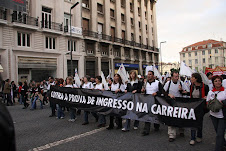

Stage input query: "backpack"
[{"left": 207, "top": 92, "right": 223, "bottom": 112}]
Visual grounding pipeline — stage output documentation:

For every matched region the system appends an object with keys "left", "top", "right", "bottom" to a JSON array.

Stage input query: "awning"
[{"left": 0, "top": 65, "right": 3, "bottom": 72}]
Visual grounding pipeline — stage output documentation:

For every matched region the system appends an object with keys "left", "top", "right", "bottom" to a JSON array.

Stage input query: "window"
[
  {"left": 215, "top": 57, "right": 218, "bottom": 63},
  {"left": 146, "top": 25, "right": 148, "bottom": 32},
  {"left": 208, "top": 50, "right": 211, "bottom": 54},
  {"left": 64, "top": 13, "right": 71, "bottom": 27},
  {"left": 188, "top": 53, "right": 191, "bottom": 57},
  {"left": 42, "top": 7, "right": 52, "bottom": 28},
  {"left": 203, "top": 58, "right": 205, "bottom": 63},
  {"left": 121, "top": 14, "right": 125, "bottom": 22},
  {"left": 130, "top": 3, "right": 133, "bottom": 12},
  {"left": 202, "top": 50, "right": 205, "bottom": 55},
  {"left": 131, "top": 33, "right": 134, "bottom": 41},
  {"left": 189, "top": 60, "right": 192, "bottom": 65},
  {"left": 121, "top": 0, "right": 125, "bottom": 7},
  {"left": 145, "top": 12, "right": 147, "bottom": 18},
  {"left": 182, "top": 53, "right": 185, "bottom": 57},
  {"left": 195, "top": 59, "right": 198, "bottom": 64},
  {"left": 138, "top": 7, "right": 141, "bottom": 16},
  {"left": 122, "top": 30, "right": 125, "bottom": 40},
  {"left": 82, "top": 0, "right": 89, "bottom": 9},
  {"left": 195, "top": 52, "right": 197, "bottom": 56},
  {"left": 139, "top": 36, "right": 142, "bottom": 44},
  {"left": 97, "top": 3, "right": 103, "bottom": 13},
  {"left": 46, "top": 37, "right": 56, "bottom": 49},
  {"left": 17, "top": 32, "right": 31, "bottom": 47},
  {"left": 146, "top": 38, "right": 148, "bottom": 46},
  {"left": 139, "top": 21, "right": 141, "bottom": 29},
  {"left": 68, "top": 40, "right": 76, "bottom": 51},
  {"left": 183, "top": 60, "right": 186, "bottom": 64},
  {"left": 202, "top": 45, "right": 206, "bottom": 48},
  {"left": 130, "top": 18, "right": 134, "bottom": 26},
  {"left": 110, "top": 9, "right": 114, "bottom": 18},
  {"left": 215, "top": 49, "right": 218, "bottom": 54},
  {"left": 208, "top": 44, "right": 212, "bottom": 48},
  {"left": 188, "top": 47, "right": 191, "bottom": 51}
]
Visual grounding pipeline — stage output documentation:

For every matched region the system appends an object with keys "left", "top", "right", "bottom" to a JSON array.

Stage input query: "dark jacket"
[
  {"left": 126, "top": 80, "right": 142, "bottom": 93},
  {"left": 190, "top": 83, "right": 209, "bottom": 99},
  {"left": 0, "top": 102, "right": 16, "bottom": 151}
]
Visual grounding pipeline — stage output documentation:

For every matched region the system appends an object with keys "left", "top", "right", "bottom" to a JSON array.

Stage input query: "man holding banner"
[
  {"left": 141, "top": 71, "right": 163, "bottom": 136},
  {"left": 163, "top": 71, "right": 188, "bottom": 142}
]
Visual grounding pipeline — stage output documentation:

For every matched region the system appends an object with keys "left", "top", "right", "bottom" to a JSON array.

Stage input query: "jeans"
[
  {"left": 56, "top": 104, "right": 65, "bottom": 118},
  {"left": 191, "top": 119, "right": 203, "bottom": 140},
  {"left": 6, "top": 93, "right": 12, "bottom": 106},
  {"left": 99, "top": 115, "right": 106, "bottom": 125},
  {"left": 143, "top": 122, "right": 160, "bottom": 134},
  {"left": 124, "top": 119, "right": 139, "bottom": 130},
  {"left": 168, "top": 126, "right": 184, "bottom": 139},
  {"left": 31, "top": 96, "right": 43, "bottom": 109},
  {"left": 19, "top": 94, "right": 23, "bottom": 104},
  {"left": 210, "top": 115, "right": 226, "bottom": 151},
  {"left": 70, "top": 108, "right": 76, "bottom": 119},
  {"left": 84, "top": 111, "right": 98, "bottom": 123}
]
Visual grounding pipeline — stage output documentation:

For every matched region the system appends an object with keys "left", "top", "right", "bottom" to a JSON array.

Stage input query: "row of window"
[
  {"left": 17, "top": 32, "right": 76, "bottom": 51},
  {"left": 185, "top": 57, "right": 219, "bottom": 65},
  {"left": 182, "top": 49, "right": 219, "bottom": 57},
  {"left": 185, "top": 44, "right": 213, "bottom": 51}
]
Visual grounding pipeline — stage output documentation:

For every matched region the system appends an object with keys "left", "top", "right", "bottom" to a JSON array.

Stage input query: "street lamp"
[
  {"left": 70, "top": 2, "right": 79, "bottom": 76},
  {"left": 160, "top": 41, "right": 166, "bottom": 74}
]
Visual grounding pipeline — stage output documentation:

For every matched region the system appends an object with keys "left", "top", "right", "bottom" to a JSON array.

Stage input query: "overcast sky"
[{"left": 156, "top": 0, "right": 226, "bottom": 63}]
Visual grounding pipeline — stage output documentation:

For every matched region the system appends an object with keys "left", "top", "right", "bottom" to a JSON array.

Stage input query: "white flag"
[
  {"left": 153, "top": 66, "right": 163, "bottom": 84},
  {"left": 145, "top": 66, "right": 153, "bottom": 76},
  {"left": 101, "top": 71, "right": 109, "bottom": 90},
  {"left": 117, "top": 64, "right": 128, "bottom": 84},
  {"left": 74, "top": 68, "right": 81, "bottom": 87},
  {"left": 199, "top": 70, "right": 209, "bottom": 85},
  {"left": 179, "top": 62, "right": 194, "bottom": 77},
  {"left": 183, "top": 77, "right": 191, "bottom": 92},
  {"left": 126, "top": 71, "right": 130, "bottom": 79}
]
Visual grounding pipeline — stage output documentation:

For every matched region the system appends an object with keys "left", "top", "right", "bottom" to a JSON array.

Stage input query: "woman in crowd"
[
  {"left": 22, "top": 81, "right": 29, "bottom": 109},
  {"left": 56, "top": 78, "right": 65, "bottom": 119},
  {"left": 18, "top": 82, "right": 23, "bottom": 104},
  {"left": 81, "top": 76, "right": 98, "bottom": 125},
  {"left": 94, "top": 76, "right": 107, "bottom": 127},
  {"left": 65, "top": 76, "right": 78, "bottom": 122},
  {"left": 207, "top": 75, "right": 226, "bottom": 151},
  {"left": 107, "top": 74, "right": 125, "bottom": 130},
  {"left": 30, "top": 83, "right": 43, "bottom": 110},
  {"left": 122, "top": 70, "right": 142, "bottom": 132},
  {"left": 189, "top": 73, "right": 209, "bottom": 145}
]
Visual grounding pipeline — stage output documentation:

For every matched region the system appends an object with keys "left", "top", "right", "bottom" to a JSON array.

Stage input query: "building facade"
[
  {"left": 180, "top": 39, "right": 226, "bottom": 72},
  {"left": 159, "top": 62, "right": 179, "bottom": 74},
  {"left": 0, "top": 0, "right": 159, "bottom": 83}
]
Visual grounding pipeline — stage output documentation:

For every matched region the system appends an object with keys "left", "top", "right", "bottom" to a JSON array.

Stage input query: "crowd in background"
[{"left": 1, "top": 71, "right": 226, "bottom": 151}]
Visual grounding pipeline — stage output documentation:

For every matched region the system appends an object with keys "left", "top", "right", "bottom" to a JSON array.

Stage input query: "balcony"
[
  {"left": 82, "top": 30, "right": 157, "bottom": 51},
  {"left": 135, "top": 43, "right": 141, "bottom": 47},
  {"left": 87, "top": 50, "right": 95, "bottom": 56},
  {"left": 114, "top": 51, "right": 121, "bottom": 59},
  {"left": 41, "top": 20, "right": 63, "bottom": 33},
  {"left": 101, "top": 51, "right": 109, "bottom": 57},
  {"left": 12, "top": 14, "right": 38, "bottom": 29},
  {"left": 83, "top": 30, "right": 98, "bottom": 39},
  {"left": 101, "top": 34, "right": 112, "bottom": 41}
]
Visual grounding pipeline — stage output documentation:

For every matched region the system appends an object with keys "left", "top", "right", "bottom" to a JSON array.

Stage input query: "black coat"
[{"left": 126, "top": 81, "right": 142, "bottom": 93}]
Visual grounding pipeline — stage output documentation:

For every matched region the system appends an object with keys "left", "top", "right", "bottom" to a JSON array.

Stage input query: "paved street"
[{"left": 7, "top": 103, "right": 216, "bottom": 151}]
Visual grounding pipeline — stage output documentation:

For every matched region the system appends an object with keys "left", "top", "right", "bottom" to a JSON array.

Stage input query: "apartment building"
[
  {"left": 180, "top": 39, "right": 226, "bottom": 72},
  {"left": 0, "top": 0, "right": 159, "bottom": 83}
]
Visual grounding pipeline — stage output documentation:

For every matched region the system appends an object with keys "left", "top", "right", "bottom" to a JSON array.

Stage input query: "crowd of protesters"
[{"left": 1, "top": 71, "right": 226, "bottom": 151}]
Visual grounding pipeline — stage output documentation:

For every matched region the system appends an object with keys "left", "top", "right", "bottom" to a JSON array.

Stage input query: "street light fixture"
[
  {"left": 160, "top": 41, "right": 166, "bottom": 74},
  {"left": 70, "top": 2, "right": 79, "bottom": 76}
]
